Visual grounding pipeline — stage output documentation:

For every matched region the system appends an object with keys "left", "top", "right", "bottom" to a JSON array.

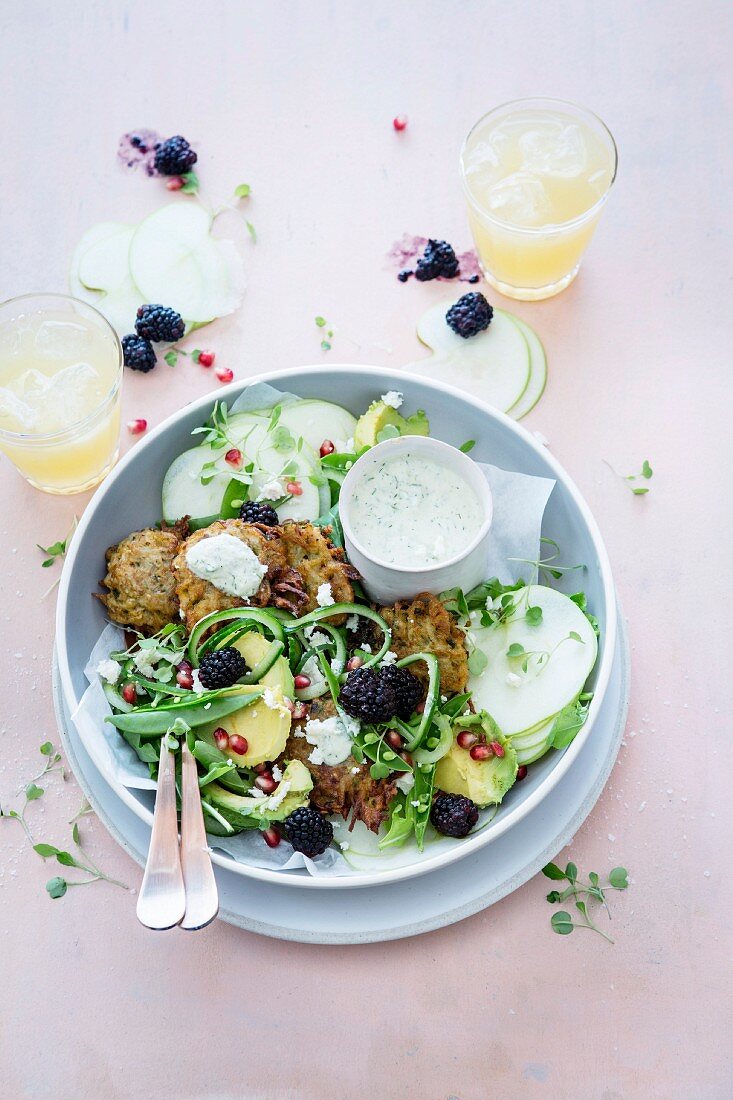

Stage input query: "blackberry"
[
  {"left": 431, "top": 792, "right": 479, "bottom": 838},
  {"left": 414, "top": 239, "right": 459, "bottom": 282},
  {"left": 379, "top": 664, "right": 422, "bottom": 720},
  {"left": 283, "top": 806, "right": 333, "bottom": 858},
  {"left": 445, "top": 292, "right": 494, "bottom": 339},
  {"left": 135, "top": 304, "right": 185, "bottom": 343},
  {"left": 198, "top": 647, "right": 247, "bottom": 690},
  {"left": 154, "top": 135, "right": 197, "bottom": 176},
  {"left": 122, "top": 334, "right": 157, "bottom": 373},
  {"left": 397, "top": 269, "right": 413, "bottom": 282},
  {"left": 339, "top": 666, "right": 397, "bottom": 724},
  {"left": 239, "top": 500, "right": 279, "bottom": 526}
]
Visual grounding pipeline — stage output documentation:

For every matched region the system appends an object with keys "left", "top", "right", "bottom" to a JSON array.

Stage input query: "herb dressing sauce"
[{"left": 349, "top": 452, "right": 483, "bottom": 567}]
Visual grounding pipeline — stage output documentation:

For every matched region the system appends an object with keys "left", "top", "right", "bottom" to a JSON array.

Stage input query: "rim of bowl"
[
  {"left": 459, "top": 96, "right": 619, "bottom": 236},
  {"left": 339, "top": 435, "right": 493, "bottom": 574},
  {"left": 55, "top": 363, "right": 617, "bottom": 891}
]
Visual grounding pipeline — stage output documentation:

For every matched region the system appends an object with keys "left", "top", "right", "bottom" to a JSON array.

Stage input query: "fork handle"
[
  {"left": 179, "top": 738, "right": 219, "bottom": 930},
  {"left": 136, "top": 739, "right": 186, "bottom": 930}
]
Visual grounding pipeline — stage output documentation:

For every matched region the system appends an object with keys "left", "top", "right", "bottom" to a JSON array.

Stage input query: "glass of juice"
[
  {"left": 460, "top": 98, "right": 617, "bottom": 300},
  {"left": 0, "top": 294, "right": 123, "bottom": 494}
]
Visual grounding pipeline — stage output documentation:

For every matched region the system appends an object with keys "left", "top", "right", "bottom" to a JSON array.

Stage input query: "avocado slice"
[
  {"left": 435, "top": 713, "right": 518, "bottom": 807},
  {"left": 203, "top": 759, "right": 313, "bottom": 831},
  {"left": 233, "top": 631, "right": 295, "bottom": 698},
  {"left": 353, "top": 399, "right": 430, "bottom": 450}
]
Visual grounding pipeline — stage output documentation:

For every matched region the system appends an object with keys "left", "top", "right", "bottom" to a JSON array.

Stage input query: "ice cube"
[
  {"left": 0, "top": 387, "right": 39, "bottom": 430},
  {"left": 45, "top": 361, "right": 102, "bottom": 418},
  {"left": 486, "top": 171, "right": 551, "bottom": 225},
  {"left": 16, "top": 368, "right": 51, "bottom": 400},
  {"left": 34, "top": 319, "right": 93, "bottom": 360},
  {"left": 519, "top": 123, "right": 587, "bottom": 178}
]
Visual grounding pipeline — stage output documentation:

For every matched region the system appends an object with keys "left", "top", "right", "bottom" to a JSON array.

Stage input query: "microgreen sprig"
[
  {"left": 542, "top": 861, "right": 629, "bottom": 943},
  {"left": 37, "top": 517, "right": 78, "bottom": 568},
  {"left": 1, "top": 742, "right": 64, "bottom": 843},
  {"left": 315, "top": 315, "right": 334, "bottom": 351},
  {"left": 604, "top": 458, "right": 654, "bottom": 496},
  {"left": 36, "top": 820, "right": 128, "bottom": 899}
]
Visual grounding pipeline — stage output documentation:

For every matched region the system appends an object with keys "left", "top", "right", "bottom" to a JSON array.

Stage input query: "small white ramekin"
[{"left": 340, "top": 436, "right": 493, "bottom": 603}]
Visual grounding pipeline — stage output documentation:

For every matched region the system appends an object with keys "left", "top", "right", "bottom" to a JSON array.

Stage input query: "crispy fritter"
[
  {"left": 281, "top": 698, "right": 397, "bottom": 833},
  {"left": 278, "top": 522, "right": 359, "bottom": 624},
  {"left": 380, "top": 592, "right": 469, "bottom": 695},
  {"left": 98, "top": 525, "right": 184, "bottom": 634},
  {"left": 171, "top": 519, "right": 287, "bottom": 633}
]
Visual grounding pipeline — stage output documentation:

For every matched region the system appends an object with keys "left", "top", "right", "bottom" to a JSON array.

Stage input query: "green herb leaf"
[
  {"left": 542, "top": 862, "right": 566, "bottom": 881},
  {"left": 631, "top": 487, "right": 649, "bottom": 496},
  {"left": 459, "top": 440, "right": 476, "bottom": 453},
  {"left": 46, "top": 876, "right": 68, "bottom": 899},
  {"left": 34, "top": 843, "right": 60, "bottom": 858},
  {"left": 467, "top": 648, "right": 488, "bottom": 676},
  {"left": 375, "top": 424, "right": 400, "bottom": 443},
  {"left": 164, "top": 350, "right": 179, "bottom": 368},
  {"left": 72, "top": 822, "right": 80, "bottom": 846},
  {"left": 320, "top": 339, "right": 331, "bottom": 351},
  {"left": 191, "top": 348, "right": 202, "bottom": 363},
  {"left": 608, "top": 866, "right": 629, "bottom": 890},
  {"left": 546, "top": 890, "right": 562, "bottom": 903},
  {"left": 568, "top": 631, "right": 583, "bottom": 643},
  {"left": 525, "top": 605, "right": 543, "bottom": 626},
  {"left": 507, "top": 642, "right": 525, "bottom": 658},
  {"left": 245, "top": 220, "right": 257, "bottom": 242},
  {"left": 642, "top": 460, "right": 653, "bottom": 479},
  {"left": 551, "top": 911, "right": 574, "bottom": 935},
  {"left": 39, "top": 741, "right": 54, "bottom": 756},
  {"left": 315, "top": 316, "right": 327, "bottom": 328},
  {"left": 565, "top": 862, "right": 578, "bottom": 883},
  {"left": 234, "top": 183, "right": 251, "bottom": 199},
  {"left": 25, "top": 784, "right": 44, "bottom": 801},
  {"left": 55, "top": 850, "right": 80, "bottom": 868},
  {"left": 181, "top": 171, "right": 200, "bottom": 194}
]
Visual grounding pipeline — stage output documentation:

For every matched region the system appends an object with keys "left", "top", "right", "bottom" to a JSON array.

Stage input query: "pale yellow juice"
[
  {"left": 0, "top": 296, "right": 122, "bottom": 493},
  {"left": 461, "top": 99, "right": 617, "bottom": 299}
]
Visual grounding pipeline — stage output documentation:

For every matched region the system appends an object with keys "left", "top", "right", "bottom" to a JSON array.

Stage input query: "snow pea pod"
[
  {"left": 187, "top": 607, "right": 285, "bottom": 665},
  {"left": 106, "top": 689, "right": 263, "bottom": 735}
]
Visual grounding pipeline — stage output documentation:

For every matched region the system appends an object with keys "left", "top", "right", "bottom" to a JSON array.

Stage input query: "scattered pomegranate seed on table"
[
  {"left": 215, "top": 365, "right": 234, "bottom": 383},
  {"left": 470, "top": 744, "right": 493, "bottom": 761},
  {"left": 286, "top": 480, "right": 303, "bottom": 496},
  {"left": 213, "top": 728, "right": 230, "bottom": 751},
  {"left": 127, "top": 418, "right": 147, "bottom": 435},
  {"left": 320, "top": 439, "right": 335, "bottom": 457},
  {"left": 229, "top": 734, "right": 249, "bottom": 756},
  {"left": 121, "top": 683, "right": 137, "bottom": 705},
  {"left": 225, "top": 448, "right": 242, "bottom": 468},
  {"left": 198, "top": 350, "right": 215, "bottom": 367},
  {"left": 166, "top": 176, "right": 185, "bottom": 191},
  {"left": 393, "top": 114, "right": 408, "bottom": 131},
  {"left": 263, "top": 826, "right": 281, "bottom": 848}
]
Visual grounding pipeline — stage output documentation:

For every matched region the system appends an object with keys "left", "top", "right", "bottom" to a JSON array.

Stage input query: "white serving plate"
[
  {"left": 52, "top": 615, "right": 627, "bottom": 942},
  {"left": 55, "top": 365, "right": 617, "bottom": 889}
]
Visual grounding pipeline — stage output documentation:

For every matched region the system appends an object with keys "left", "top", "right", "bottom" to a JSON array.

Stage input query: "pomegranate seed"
[
  {"left": 229, "top": 734, "right": 249, "bottom": 756},
  {"left": 255, "top": 773, "right": 277, "bottom": 794},
  {"left": 385, "top": 729, "right": 403, "bottom": 750},
  {"left": 456, "top": 730, "right": 478, "bottom": 750},
  {"left": 198, "top": 350, "right": 215, "bottom": 367},
  {"left": 127, "top": 418, "right": 147, "bottom": 436},
  {"left": 292, "top": 702, "right": 308, "bottom": 720},
  {"left": 401, "top": 752, "right": 413, "bottom": 766},
  {"left": 489, "top": 740, "right": 505, "bottom": 758},
  {"left": 263, "top": 826, "right": 281, "bottom": 848},
  {"left": 121, "top": 683, "right": 137, "bottom": 705},
  {"left": 294, "top": 673, "right": 311, "bottom": 689},
  {"left": 253, "top": 762, "right": 270, "bottom": 775},
  {"left": 415, "top": 701, "right": 425, "bottom": 714},
  {"left": 215, "top": 365, "right": 234, "bottom": 383},
  {"left": 517, "top": 765, "right": 528, "bottom": 781},
  {"left": 284, "top": 697, "right": 295, "bottom": 712},
  {"left": 213, "top": 728, "right": 230, "bottom": 751},
  {"left": 470, "top": 744, "right": 493, "bottom": 761},
  {"left": 176, "top": 669, "right": 193, "bottom": 689},
  {"left": 177, "top": 660, "right": 192, "bottom": 673},
  {"left": 225, "top": 448, "right": 242, "bottom": 468},
  {"left": 320, "top": 439, "right": 335, "bottom": 457},
  {"left": 286, "top": 480, "right": 303, "bottom": 496},
  {"left": 166, "top": 176, "right": 185, "bottom": 190},
  {"left": 393, "top": 114, "right": 408, "bottom": 131},
  {"left": 346, "top": 655, "right": 363, "bottom": 671}
]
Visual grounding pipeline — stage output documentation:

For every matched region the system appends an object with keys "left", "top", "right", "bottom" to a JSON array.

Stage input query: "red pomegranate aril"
[
  {"left": 292, "top": 702, "right": 308, "bottom": 720},
  {"left": 346, "top": 655, "right": 363, "bottom": 671},
  {"left": 213, "top": 728, "right": 230, "bottom": 751},
  {"left": 393, "top": 114, "right": 408, "bottom": 131},
  {"left": 127, "top": 418, "right": 147, "bottom": 436},
  {"left": 286, "top": 480, "right": 303, "bottom": 496},
  {"left": 166, "top": 176, "right": 184, "bottom": 191},
  {"left": 253, "top": 761, "right": 271, "bottom": 775},
  {"left": 225, "top": 448, "right": 242, "bottom": 468},
  {"left": 415, "top": 701, "right": 425, "bottom": 714},
  {"left": 385, "top": 729, "right": 403, "bottom": 750},
  {"left": 215, "top": 365, "right": 234, "bottom": 383},
  {"left": 516, "top": 765, "right": 528, "bottom": 781},
  {"left": 229, "top": 734, "right": 249, "bottom": 756},
  {"left": 263, "top": 826, "right": 281, "bottom": 848},
  {"left": 320, "top": 439, "right": 335, "bottom": 457},
  {"left": 176, "top": 669, "right": 194, "bottom": 689},
  {"left": 294, "top": 673, "right": 311, "bottom": 690},
  {"left": 456, "top": 731, "right": 478, "bottom": 750},
  {"left": 489, "top": 741, "right": 505, "bottom": 758},
  {"left": 255, "top": 773, "right": 277, "bottom": 794},
  {"left": 121, "top": 683, "right": 137, "bottom": 705},
  {"left": 198, "top": 350, "right": 215, "bottom": 367},
  {"left": 470, "top": 744, "right": 493, "bottom": 761}
]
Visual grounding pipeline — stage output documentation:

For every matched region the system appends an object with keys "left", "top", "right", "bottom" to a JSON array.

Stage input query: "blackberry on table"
[
  {"left": 154, "top": 135, "right": 197, "bottom": 176},
  {"left": 135, "top": 304, "right": 185, "bottom": 343},
  {"left": 431, "top": 792, "right": 479, "bottom": 838},
  {"left": 198, "top": 647, "right": 247, "bottom": 690},
  {"left": 122, "top": 334, "right": 157, "bottom": 373},
  {"left": 339, "top": 666, "right": 397, "bottom": 724},
  {"left": 415, "top": 239, "right": 459, "bottom": 281},
  {"left": 379, "top": 664, "right": 422, "bottom": 720},
  {"left": 239, "top": 500, "right": 279, "bottom": 526},
  {"left": 445, "top": 292, "right": 494, "bottom": 338},
  {"left": 283, "top": 806, "right": 333, "bottom": 858}
]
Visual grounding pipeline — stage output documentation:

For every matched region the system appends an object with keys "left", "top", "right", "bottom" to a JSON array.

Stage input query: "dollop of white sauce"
[
  {"left": 185, "top": 533, "right": 267, "bottom": 599},
  {"left": 349, "top": 452, "right": 483, "bottom": 568},
  {"left": 303, "top": 713, "right": 359, "bottom": 766}
]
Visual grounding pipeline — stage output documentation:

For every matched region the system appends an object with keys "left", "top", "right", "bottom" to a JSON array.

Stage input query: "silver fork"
[{"left": 179, "top": 738, "right": 219, "bottom": 930}]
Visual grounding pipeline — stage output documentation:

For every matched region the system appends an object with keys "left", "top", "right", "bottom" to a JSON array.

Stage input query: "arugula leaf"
[{"left": 234, "top": 183, "right": 251, "bottom": 199}]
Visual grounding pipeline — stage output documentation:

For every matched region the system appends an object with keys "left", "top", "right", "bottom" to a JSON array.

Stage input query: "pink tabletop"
[{"left": 1, "top": 4, "right": 730, "bottom": 1098}]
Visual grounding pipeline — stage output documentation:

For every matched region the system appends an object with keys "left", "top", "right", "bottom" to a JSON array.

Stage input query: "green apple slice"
[
  {"left": 505, "top": 316, "right": 547, "bottom": 420},
  {"left": 77, "top": 225, "right": 134, "bottom": 292}
]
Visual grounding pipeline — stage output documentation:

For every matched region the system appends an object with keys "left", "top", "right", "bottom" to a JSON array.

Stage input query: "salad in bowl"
[{"left": 85, "top": 380, "right": 601, "bottom": 872}]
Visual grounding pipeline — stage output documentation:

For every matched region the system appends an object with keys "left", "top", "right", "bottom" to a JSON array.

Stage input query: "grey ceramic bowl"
[{"left": 56, "top": 365, "right": 617, "bottom": 890}]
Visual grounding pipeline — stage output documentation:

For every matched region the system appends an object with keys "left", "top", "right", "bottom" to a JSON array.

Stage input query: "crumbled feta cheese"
[
  {"left": 381, "top": 390, "right": 403, "bottom": 409},
  {"left": 505, "top": 672, "right": 522, "bottom": 688},
  {"left": 272, "top": 764, "right": 283, "bottom": 782},
  {"left": 263, "top": 687, "right": 277, "bottom": 709},
  {"left": 339, "top": 841, "right": 350, "bottom": 851},
  {"left": 185, "top": 533, "right": 267, "bottom": 599},
  {"left": 256, "top": 478, "right": 284, "bottom": 501},
  {"left": 334, "top": 437, "right": 355, "bottom": 454},
  {"left": 303, "top": 624, "right": 330, "bottom": 647},
  {"left": 191, "top": 669, "right": 206, "bottom": 695},
  {"left": 96, "top": 658, "right": 121, "bottom": 684},
  {"left": 410, "top": 799, "right": 420, "bottom": 807},
  {"left": 132, "top": 649, "right": 158, "bottom": 678},
  {"left": 266, "top": 780, "right": 291, "bottom": 810},
  {"left": 248, "top": 786, "right": 267, "bottom": 800},
  {"left": 359, "top": 643, "right": 372, "bottom": 654},
  {"left": 345, "top": 614, "right": 360, "bottom": 632},
  {"left": 395, "top": 772, "right": 415, "bottom": 794},
  {"left": 350, "top": 766, "right": 361, "bottom": 775},
  {"left": 330, "top": 657, "right": 341, "bottom": 673},
  {"left": 316, "top": 582, "right": 335, "bottom": 607},
  {"left": 380, "top": 650, "right": 398, "bottom": 666},
  {"left": 304, "top": 714, "right": 358, "bottom": 766},
  {"left": 299, "top": 654, "right": 327, "bottom": 692}
]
